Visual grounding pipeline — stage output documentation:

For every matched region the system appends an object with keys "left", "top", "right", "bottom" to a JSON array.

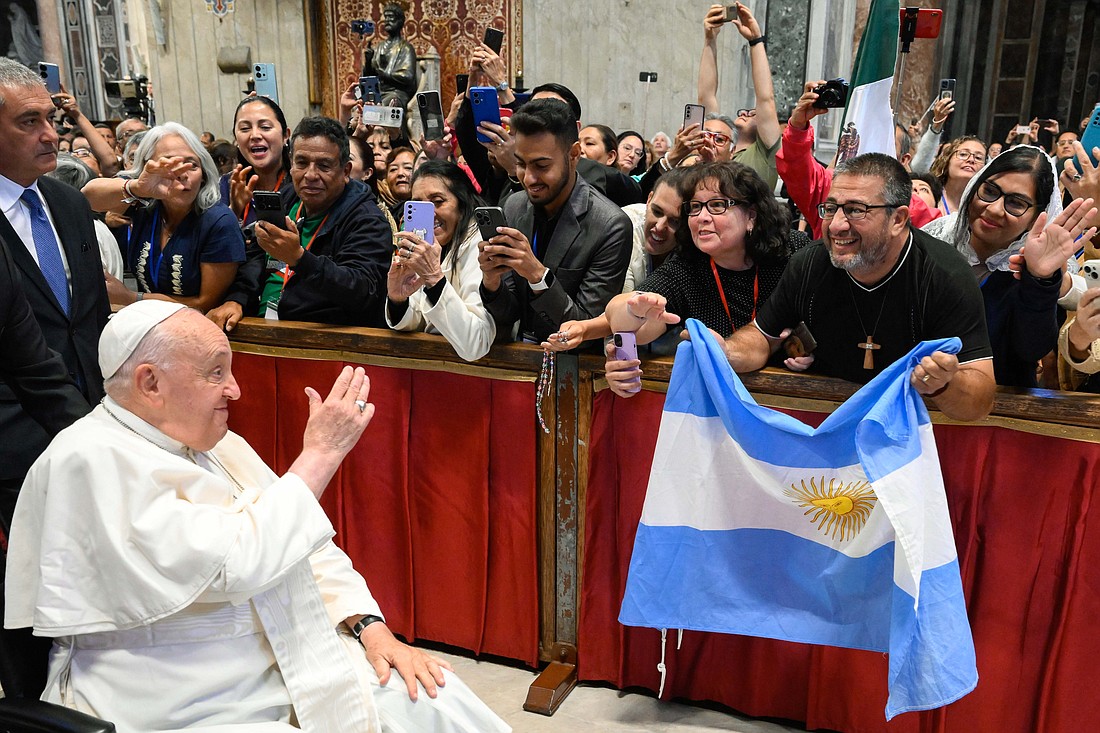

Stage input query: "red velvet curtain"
[
  {"left": 228, "top": 352, "right": 540, "bottom": 666},
  {"left": 579, "top": 389, "right": 1100, "bottom": 732}
]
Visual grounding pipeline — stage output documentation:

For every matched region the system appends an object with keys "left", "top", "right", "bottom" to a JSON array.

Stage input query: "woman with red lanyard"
[
  {"left": 598, "top": 161, "right": 808, "bottom": 397},
  {"left": 219, "top": 95, "right": 296, "bottom": 225}
]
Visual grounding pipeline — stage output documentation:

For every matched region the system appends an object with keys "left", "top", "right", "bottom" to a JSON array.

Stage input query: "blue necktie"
[{"left": 20, "top": 189, "right": 70, "bottom": 315}]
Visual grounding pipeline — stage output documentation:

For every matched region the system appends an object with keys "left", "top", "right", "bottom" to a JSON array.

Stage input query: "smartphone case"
[
  {"left": 471, "top": 87, "right": 502, "bottom": 144},
  {"left": 403, "top": 201, "right": 436, "bottom": 245}
]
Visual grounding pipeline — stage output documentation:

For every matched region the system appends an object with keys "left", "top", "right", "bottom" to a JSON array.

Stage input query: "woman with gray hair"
[{"left": 83, "top": 122, "right": 245, "bottom": 312}]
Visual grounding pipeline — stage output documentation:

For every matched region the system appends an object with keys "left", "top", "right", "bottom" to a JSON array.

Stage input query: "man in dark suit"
[
  {"left": 478, "top": 98, "right": 632, "bottom": 343},
  {"left": 0, "top": 59, "right": 109, "bottom": 528}
]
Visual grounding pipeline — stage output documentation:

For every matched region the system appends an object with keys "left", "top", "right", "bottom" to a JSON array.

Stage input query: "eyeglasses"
[
  {"left": 703, "top": 131, "right": 731, "bottom": 146},
  {"left": 72, "top": 148, "right": 92, "bottom": 157},
  {"left": 954, "top": 149, "right": 986, "bottom": 164},
  {"left": 975, "top": 180, "right": 1035, "bottom": 217},
  {"left": 736, "top": 108, "right": 756, "bottom": 118},
  {"left": 683, "top": 198, "right": 747, "bottom": 217},
  {"left": 818, "top": 201, "right": 905, "bottom": 220}
]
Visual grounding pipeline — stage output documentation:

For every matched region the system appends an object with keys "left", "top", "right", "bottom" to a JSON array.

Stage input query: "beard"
[{"left": 827, "top": 220, "right": 893, "bottom": 274}]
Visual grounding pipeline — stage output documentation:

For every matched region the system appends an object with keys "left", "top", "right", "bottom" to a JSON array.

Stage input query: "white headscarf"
[{"left": 926, "top": 145, "right": 1076, "bottom": 274}]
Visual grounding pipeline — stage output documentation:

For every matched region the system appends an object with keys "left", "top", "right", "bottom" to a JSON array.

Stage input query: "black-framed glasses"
[
  {"left": 683, "top": 198, "right": 747, "bottom": 217},
  {"left": 818, "top": 201, "right": 905, "bottom": 220},
  {"left": 736, "top": 108, "right": 756, "bottom": 118},
  {"left": 953, "top": 149, "right": 986, "bottom": 164},
  {"left": 975, "top": 180, "right": 1035, "bottom": 217}
]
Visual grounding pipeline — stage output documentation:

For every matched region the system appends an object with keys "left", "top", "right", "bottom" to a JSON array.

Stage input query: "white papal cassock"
[{"left": 4, "top": 397, "right": 510, "bottom": 733}]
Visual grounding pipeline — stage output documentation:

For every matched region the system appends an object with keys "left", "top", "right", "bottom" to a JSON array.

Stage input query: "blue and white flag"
[{"left": 619, "top": 319, "right": 977, "bottom": 719}]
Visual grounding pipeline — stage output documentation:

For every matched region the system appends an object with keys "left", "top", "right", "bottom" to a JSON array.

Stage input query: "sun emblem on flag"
[{"left": 784, "top": 477, "right": 877, "bottom": 542}]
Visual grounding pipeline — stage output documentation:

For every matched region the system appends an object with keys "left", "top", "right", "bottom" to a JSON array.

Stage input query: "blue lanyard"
[
  {"left": 532, "top": 231, "right": 539, "bottom": 259},
  {"left": 147, "top": 207, "right": 166, "bottom": 289}
]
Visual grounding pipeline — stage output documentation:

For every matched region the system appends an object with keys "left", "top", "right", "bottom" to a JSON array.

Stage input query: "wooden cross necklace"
[{"left": 846, "top": 276, "right": 894, "bottom": 370}]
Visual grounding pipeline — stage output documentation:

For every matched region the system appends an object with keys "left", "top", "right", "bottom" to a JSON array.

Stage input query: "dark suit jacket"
[
  {"left": 0, "top": 177, "right": 109, "bottom": 482},
  {"left": 484, "top": 174, "right": 632, "bottom": 342}
]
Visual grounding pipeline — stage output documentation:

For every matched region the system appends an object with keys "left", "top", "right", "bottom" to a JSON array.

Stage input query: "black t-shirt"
[{"left": 755, "top": 228, "right": 992, "bottom": 384}]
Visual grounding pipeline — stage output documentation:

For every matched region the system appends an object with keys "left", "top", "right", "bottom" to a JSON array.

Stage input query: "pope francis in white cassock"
[{"left": 4, "top": 300, "right": 511, "bottom": 733}]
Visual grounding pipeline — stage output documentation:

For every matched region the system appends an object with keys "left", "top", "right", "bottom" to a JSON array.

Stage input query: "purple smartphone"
[
  {"left": 402, "top": 201, "right": 436, "bottom": 244},
  {"left": 613, "top": 332, "right": 638, "bottom": 361}
]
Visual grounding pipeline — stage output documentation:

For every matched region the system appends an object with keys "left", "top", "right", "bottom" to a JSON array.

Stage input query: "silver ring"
[
  {"left": 920, "top": 373, "right": 931, "bottom": 383},
  {"left": 355, "top": 399, "right": 367, "bottom": 413},
  {"left": 1073, "top": 174, "right": 1084, "bottom": 182}
]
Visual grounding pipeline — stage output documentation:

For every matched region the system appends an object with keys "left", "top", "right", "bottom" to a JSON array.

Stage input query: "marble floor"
[{"left": 439, "top": 650, "right": 812, "bottom": 733}]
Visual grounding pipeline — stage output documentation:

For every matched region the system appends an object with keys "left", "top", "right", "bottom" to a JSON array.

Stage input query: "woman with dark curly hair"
[
  {"left": 929, "top": 134, "right": 987, "bottom": 216},
  {"left": 596, "top": 162, "right": 807, "bottom": 396}
]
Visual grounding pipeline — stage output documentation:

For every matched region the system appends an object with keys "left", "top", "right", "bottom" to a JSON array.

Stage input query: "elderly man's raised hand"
[{"left": 290, "top": 366, "right": 373, "bottom": 498}]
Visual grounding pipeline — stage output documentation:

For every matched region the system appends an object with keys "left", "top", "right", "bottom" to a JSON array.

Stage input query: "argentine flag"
[{"left": 619, "top": 320, "right": 977, "bottom": 719}]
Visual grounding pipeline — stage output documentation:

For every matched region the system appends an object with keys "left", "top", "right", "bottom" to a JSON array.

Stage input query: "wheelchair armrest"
[{"left": 0, "top": 698, "right": 114, "bottom": 733}]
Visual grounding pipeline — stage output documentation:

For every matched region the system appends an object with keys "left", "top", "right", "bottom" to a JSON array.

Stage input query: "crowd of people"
[{"left": 2, "top": 0, "right": 1100, "bottom": 729}]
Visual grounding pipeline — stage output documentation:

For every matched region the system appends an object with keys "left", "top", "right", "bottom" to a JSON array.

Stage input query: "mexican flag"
[{"left": 842, "top": 0, "right": 899, "bottom": 158}]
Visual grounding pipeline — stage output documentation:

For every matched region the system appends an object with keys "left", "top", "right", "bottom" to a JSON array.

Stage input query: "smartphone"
[
  {"left": 470, "top": 86, "right": 502, "bottom": 144},
  {"left": 359, "top": 75, "right": 381, "bottom": 104},
  {"left": 253, "top": 63, "right": 279, "bottom": 105},
  {"left": 683, "top": 103, "right": 706, "bottom": 133},
  {"left": 900, "top": 7, "right": 943, "bottom": 39},
  {"left": 361, "top": 104, "right": 404, "bottom": 128},
  {"left": 939, "top": 78, "right": 956, "bottom": 102},
  {"left": 1075, "top": 105, "right": 1100, "bottom": 171},
  {"left": 782, "top": 321, "right": 818, "bottom": 358},
  {"left": 417, "top": 91, "right": 446, "bottom": 141},
  {"left": 1014, "top": 124, "right": 1032, "bottom": 136},
  {"left": 483, "top": 27, "right": 504, "bottom": 54},
  {"left": 724, "top": 5, "right": 738, "bottom": 22},
  {"left": 38, "top": 62, "right": 61, "bottom": 95},
  {"left": 1083, "top": 260, "right": 1100, "bottom": 290},
  {"left": 612, "top": 332, "right": 638, "bottom": 362},
  {"left": 474, "top": 206, "right": 507, "bottom": 242},
  {"left": 253, "top": 190, "right": 286, "bottom": 230},
  {"left": 403, "top": 201, "right": 436, "bottom": 245},
  {"left": 456, "top": 73, "right": 470, "bottom": 95}
]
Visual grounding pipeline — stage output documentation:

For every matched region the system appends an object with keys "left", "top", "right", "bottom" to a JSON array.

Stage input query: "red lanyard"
[
  {"left": 279, "top": 201, "right": 328, "bottom": 289},
  {"left": 241, "top": 170, "right": 286, "bottom": 222},
  {"left": 710, "top": 258, "right": 759, "bottom": 328}
]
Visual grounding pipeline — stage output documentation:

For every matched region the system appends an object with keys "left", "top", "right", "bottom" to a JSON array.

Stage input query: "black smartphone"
[
  {"left": 474, "top": 206, "right": 507, "bottom": 241},
  {"left": 417, "top": 91, "right": 445, "bottom": 141},
  {"left": 939, "top": 78, "right": 956, "bottom": 102},
  {"left": 483, "top": 27, "right": 504, "bottom": 54},
  {"left": 782, "top": 321, "right": 817, "bottom": 358},
  {"left": 456, "top": 73, "right": 470, "bottom": 95},
  {"left": 253, "top": 191, "right": 286, "bottom": 229},
  {"left": 359, "top": 76, "right": 381, "bottom": 104}
]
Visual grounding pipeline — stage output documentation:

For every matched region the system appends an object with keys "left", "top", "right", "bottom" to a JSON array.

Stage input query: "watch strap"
[{"left": 350, "top": 614, "right": 385, "bottom": 640}]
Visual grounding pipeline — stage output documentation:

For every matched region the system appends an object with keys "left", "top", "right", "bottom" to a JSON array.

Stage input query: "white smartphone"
[{"left": 1083, "top": 260, "right": 1100, "bottom": 290}]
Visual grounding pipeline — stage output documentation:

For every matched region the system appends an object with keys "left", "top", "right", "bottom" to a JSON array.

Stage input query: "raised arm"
[
  {"left": 731, "top": 2, "right": 780, "bottom": 148},
  {"left": 698, "top": 5, "right": 725, "bottom": 113}
]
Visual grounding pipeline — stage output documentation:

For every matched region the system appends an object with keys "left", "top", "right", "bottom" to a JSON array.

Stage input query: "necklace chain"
[{"left": 101, "top": 402, "right": 246, "bottom": 495}]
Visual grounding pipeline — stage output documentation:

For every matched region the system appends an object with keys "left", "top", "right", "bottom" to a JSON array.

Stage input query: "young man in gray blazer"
[{"left": 478, "top": 98, "right": 632, "bottom": 343}]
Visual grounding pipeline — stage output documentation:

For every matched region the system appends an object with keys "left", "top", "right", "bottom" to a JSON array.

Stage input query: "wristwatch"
[
  {"left": 497, "top": 80, "right": 510, "bottom": 92},
  {"left": 121, "top": 178, "right": 150, "bottom": 206},
  {"left": 530, "top": 267, "right": 553, "bottom": 292},
  {"left": 350, "top": 614, "right": 384, "bottom": 641}
]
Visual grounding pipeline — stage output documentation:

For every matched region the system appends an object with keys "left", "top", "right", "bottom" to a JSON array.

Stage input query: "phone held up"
[
  {"left": 403, "top": 201, "right": 436, "bottom": 245},
  {"left": 252, "top": 191, "right": 287, "bottom": 230},
  {"left": 683, "top": 103, "right": 706, "bottom": 132},
  {"left": 1075, "top": 105, "right": 1100, "bottom": 171},
  {"left": 417, "top": 91, "right": 446, "bottom": 141},
  {"left": 38, "top": 62, "right": 61, "bottom": 96},
  {"left": 483, "top": 27, "right": 504, "bottom": 54},
  {"left": 474, "top": 206, "right": 507, "bottom": 242},
  {"left": 613, "top": 332, "right": 639, "bottom": 362},
  {"left": 358, "top": 75, "right": 381, "bottom": 104},
  {"left": 470, "top": 87, "right": 502, "bottom": 144},
  {"left": 456, "top": 73, "right": 470, "bottom": 95},
  {"left": 253, "top": 63, "right": 279, "bottom": 105},
  {"left": 938, "top": 78, "right": 956, "bottom": 102}
]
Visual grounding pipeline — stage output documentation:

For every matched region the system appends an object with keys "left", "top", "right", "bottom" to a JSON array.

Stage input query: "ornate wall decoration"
[
  {"left": 204, "top": 0, "right": 234, "bottom": 16},
  {"left": 330, "top": 0, "right": 521, "bottom": 112}
]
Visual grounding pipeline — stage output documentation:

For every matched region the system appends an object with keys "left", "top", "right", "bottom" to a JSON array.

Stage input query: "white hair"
[
  {"left": 123, "top": 122, "right": 222, "bottom": 213},
  {"left": 103, "top": 321, "right": 179, "bottom": 398}
]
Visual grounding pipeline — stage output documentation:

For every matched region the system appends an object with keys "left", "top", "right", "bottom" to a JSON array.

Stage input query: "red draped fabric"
[
  {"left": 228, "top": 352, "right": 540, "bottom": 666},
  {"left": 579, "top": 389, "right": 1100, "bottom": 732}
]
